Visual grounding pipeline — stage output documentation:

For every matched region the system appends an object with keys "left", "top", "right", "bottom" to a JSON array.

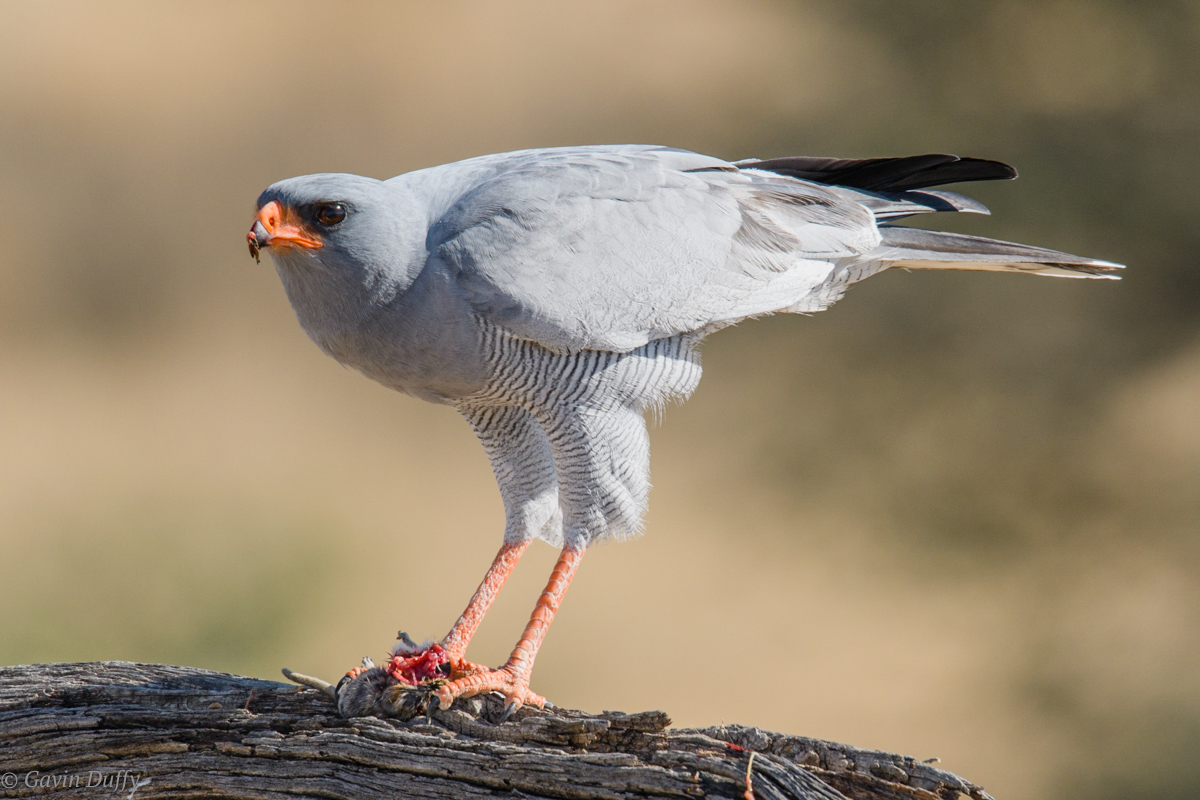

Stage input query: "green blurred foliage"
[{"left": 0, "top": 496, "right": 338, "bottom": 676}]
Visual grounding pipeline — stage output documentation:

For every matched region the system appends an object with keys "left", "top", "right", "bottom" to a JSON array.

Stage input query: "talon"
[
  {"left": 499, "top": 697, "right": 520, "bottom": 723},
  {"left": 432, "top": 665, "right": 545, "bottom": 718}
]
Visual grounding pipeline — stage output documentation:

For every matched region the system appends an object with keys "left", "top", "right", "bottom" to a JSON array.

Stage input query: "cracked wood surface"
[{"left": 0, "top": 663, "right": 993, "bottom": 800}]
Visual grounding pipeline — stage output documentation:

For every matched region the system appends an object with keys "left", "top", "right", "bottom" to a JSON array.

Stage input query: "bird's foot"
[
  {"left": 434, "top": 665, "right": 545, "bottom": 718},
  {"left": 371, "top": 630, "right": 546, "bottom": 720}
]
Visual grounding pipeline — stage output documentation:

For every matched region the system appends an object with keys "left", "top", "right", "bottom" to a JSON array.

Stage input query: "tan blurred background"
[{"left": 1, "top": 1, "right": 1197, "bottom": 797}]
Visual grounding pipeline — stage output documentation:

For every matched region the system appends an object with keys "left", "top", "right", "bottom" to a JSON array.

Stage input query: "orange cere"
[{"left": 251, "top": 200, "right": 324, "bottom": 251}]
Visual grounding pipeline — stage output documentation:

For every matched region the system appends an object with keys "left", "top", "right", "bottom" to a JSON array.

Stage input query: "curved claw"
[
  {"left": 425, "top": 691, "right": 440, "bottom": 721},
  {"left": 499, "top": 697, "right": 520, "bottom": 723},
  {"left": 434, "top": 665, "right": 546, "bottom": 719}
]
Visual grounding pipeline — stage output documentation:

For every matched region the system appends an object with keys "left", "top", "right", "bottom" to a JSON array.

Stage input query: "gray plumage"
[{"left": 253, "top": 145, "right": 1121, "bottom": 551}]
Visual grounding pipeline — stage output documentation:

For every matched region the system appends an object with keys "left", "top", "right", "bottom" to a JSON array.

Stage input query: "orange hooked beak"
[{"left": 247, "top": 200, "right": 324, "bottom": 262}]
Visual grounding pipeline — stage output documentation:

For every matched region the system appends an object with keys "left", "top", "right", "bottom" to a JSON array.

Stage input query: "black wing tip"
[
  {"left": 738, "top": 153, "right": 1018, "bottom": 192},
  {"left": 952, "top": 156, "right": 1018, "bottom": 182}
]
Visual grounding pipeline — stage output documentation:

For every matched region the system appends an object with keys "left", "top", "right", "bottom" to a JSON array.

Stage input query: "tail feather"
[
  {"left": 874, "top": 227, "right": 1123, "bottom": 279},
  {"left": 734, "top": 151, "right": 1123, "bottom": 281},
  {"left": 838, "top": 187, "right": 994, "bottom": 222}
]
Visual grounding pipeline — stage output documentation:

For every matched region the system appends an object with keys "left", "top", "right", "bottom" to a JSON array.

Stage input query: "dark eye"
[{"left": 315, "top": 203, "right": 347, "bottom": 226}]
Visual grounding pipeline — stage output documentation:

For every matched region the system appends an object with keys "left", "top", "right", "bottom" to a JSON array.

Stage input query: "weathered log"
[{"left": 0, "top": 662, "right": 992, "bottom": 800}]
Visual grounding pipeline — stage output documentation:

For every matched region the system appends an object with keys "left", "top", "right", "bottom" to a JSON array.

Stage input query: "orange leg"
[
  {"left": 435, "top": 545, "right": 585, "bottom": 714},
  {"left": 441, "top": 540, "right": 530, "bottom": 662}
]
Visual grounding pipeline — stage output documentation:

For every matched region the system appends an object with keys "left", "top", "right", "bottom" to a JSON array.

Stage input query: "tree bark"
[{"left": 0, "top": 662, "right": 993, "bottom": 800}]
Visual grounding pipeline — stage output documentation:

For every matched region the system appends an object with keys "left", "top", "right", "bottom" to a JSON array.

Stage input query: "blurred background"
[{"left": 1, "top": 1, "right": 1197, "bottom": 797}]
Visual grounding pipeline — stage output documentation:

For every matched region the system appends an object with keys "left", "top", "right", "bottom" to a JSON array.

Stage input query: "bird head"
[
  {"left": 248, "top": 173, "right": 401, "bottom": 269},
  {"left": 248, "top": 172, "right": 437, "bottom": 365}
]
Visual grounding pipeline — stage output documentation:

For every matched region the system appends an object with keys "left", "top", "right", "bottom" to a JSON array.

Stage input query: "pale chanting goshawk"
[{"left": 248, "top": 145, "right": 1121, "bottom": 716}]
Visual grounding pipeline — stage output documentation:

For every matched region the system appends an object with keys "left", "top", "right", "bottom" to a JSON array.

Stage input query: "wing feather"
[{"left": 425, "top": 146, "right": 879, "bottom": 352}]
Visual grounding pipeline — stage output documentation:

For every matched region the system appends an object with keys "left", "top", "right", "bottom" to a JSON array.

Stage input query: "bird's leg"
[
  {"left": 434, "top": 544, "right": 585, "bottom": 715},
  {"left": 441, "top": 539, "right": 530, "bottom": 662},
  {"left": 382, "top": 539, "right": 529, "bottom": 685}
]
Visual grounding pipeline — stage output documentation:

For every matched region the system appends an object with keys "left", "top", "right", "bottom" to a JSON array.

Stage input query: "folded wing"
[
  {"left": 425, "top": 146, "right": 1121, "bottom": 354},
  {"left": 428, "top": 146, "right": 879, "bottom": 353}
]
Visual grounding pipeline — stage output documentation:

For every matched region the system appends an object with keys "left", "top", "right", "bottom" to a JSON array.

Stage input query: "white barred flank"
[{"left": 456, "top": 323, "right": 702, "bottom": 548}]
